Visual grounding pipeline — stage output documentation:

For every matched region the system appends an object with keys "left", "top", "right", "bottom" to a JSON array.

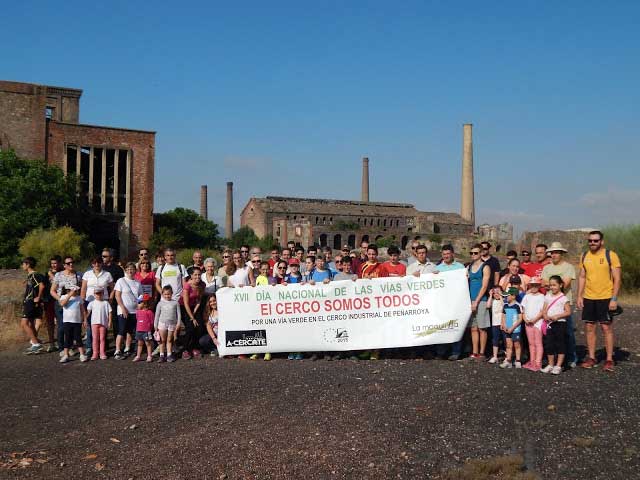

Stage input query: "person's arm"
[
  {"left": 610, "top": 266, "right": 622, "bottom": 310},
  {"left": 108, "top": 306, "right": 113, "bottom": 330},
  {"left": 176, "top": 302, "right": 182, "bottom": 327},
  {"left": 34, "top": 276, "right": 45, "bottom": 303},
  {"left": 154, "top": 304, "right": 161, "bottom": 330},
  {"left": 492, "top": 264, "right": 500, "bottom": 288},
  {"left": 542, "top": 300, "right": 550, "bottom": 321},
  {"left": 577, "top": 266, "right": 586, "bottom": 309},
  {"left": 50, "top": 277, "right": 61, "bottom": 301},
  {"left": 500, "top": 311, "right": 506, "bottom": 331},
  {"left": 511, "top": 312, "right": 523, "bottom": 332},
  {"left": 115, "top": 286, "right": 128, "bottom": 317},
  {"left": 80, "top": 278, "right": 88, "bottom": 301},
  {"left": 182, "top": 288, "right": 197, "bottom": 326}
]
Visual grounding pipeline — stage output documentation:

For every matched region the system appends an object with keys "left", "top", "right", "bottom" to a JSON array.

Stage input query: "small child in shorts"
[
  {"left": 154, "top": 286, "right": 181, "bottom": 363},
  {"left": 133, "top": 294, "right": 154, "bottom": 362},
  {"left": 500, "top": 287, "right": 523, "bottom": 369},
  {"left": 487, "top": 286, "right": 504, "bottom": 364}
]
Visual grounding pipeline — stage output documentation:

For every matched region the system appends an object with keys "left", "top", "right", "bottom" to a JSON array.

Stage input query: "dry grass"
[
  {"left": 0, "top": 275, "right": 29, "bottom": 348},
  {"left": 443, "top": 455, "right": 539, "bottom": 480},
  {"left": 619, "top": 291, "right": 640, "bottom": 306}
]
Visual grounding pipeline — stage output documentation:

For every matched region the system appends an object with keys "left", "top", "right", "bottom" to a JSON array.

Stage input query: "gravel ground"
[{"left": 1, "top": 308, "right": 639, "bottom": 480}]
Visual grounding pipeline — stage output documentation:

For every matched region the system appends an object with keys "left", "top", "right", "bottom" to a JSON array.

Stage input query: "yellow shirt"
[
  {"left": 581, "top": 249, "right": 621, "bottom": 300},
  {"left": 255, "top": 275, "right": 269, "bottom": 286}
]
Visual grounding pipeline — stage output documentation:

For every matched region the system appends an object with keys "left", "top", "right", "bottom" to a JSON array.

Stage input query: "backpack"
[
  {"left": 158, "top": 263, "right": 186, "bottom": 283},
  {"left": 581, "top": 249, "right": 613, "bottom": 279}
]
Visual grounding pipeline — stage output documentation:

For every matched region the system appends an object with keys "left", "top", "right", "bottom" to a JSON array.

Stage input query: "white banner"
[{"left": 216, "top": 269, "right": 471, "bottom": 356}]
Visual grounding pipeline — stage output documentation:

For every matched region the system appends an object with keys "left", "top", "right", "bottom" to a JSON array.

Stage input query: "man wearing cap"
[
  {"left": 542, "top": 242, "right": 577, "bottom": 367},
  {"left": 577, "top": 230, "right": 622, "bottom": 372}
]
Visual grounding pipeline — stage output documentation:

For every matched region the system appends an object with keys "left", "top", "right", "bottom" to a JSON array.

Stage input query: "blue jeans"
[
  {"left": 566, "top": 312, "right": 577, "bottom": 364},
  {"left": 55, "top": 302, "right": 64, "bottom": 351}
]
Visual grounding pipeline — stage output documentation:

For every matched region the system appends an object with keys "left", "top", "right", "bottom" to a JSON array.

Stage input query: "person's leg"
[
  {"left": 159, "top": 329, "right": 168, "bottom": 356},
  {"left": 91, "top": 324, "right": 100, "bottom": 359},
  {"left": 166, "top": 330, "right": 174, "bottom": 357},
  {"left": 55, "top": 303, "right": 64, "bottom": 352},
  {"left": 99, "top": 326, "right": 107, "bottom": 358},
  {"left": 533, "top": 326, "right": 543, "bottom": 368},
  {"left": 115, "top": 315, "right": 125, "bottom": 354},
  {"left": 491, "top": 326, "right": 500, "bottom": 359},
  {"left": 45, "top": 302, "right": 56, "bottom": 347},
  {"left": 125, "top": 314, "right": 136, "bottom": 353},
  {"left": 479, "top": 328, "right": 488, "bottom": 356},
  {"left": 85, "top": 309, "right": 93, "bottom": 352},
  {"left": 601, "top": 323, "right": 615, "bottom": 362},
  {"left": 504, "top": 337, "right": 513, "bottom": 362},
  {"left": 514, "top": 339, "right": 521, "bottom": 362},
  {"left": 136, "top": 339, "right": 144, "bottom": 359},
  {"left": 20, "top": 317, "right": 39, "bottom": 344},
  {"left": 524, "top": 325, "right": 535, "bottom": 367},
  {"left": 199, "top": 334, "right": 214, "bottom": 353},
  {"left": 62, "top": 322, "right": 72, "bottom": 356},
  {"left": 565, "top": 312, "right": 577, "bottom": 366},
  {"left": 145, "top": 340, "right": 153, "bottom": 358},
  {"left": 470, "top": 327, "right": 479, "bottom": 355},
  {"left": 73, "top": 324, "right": 85, "bottom": 355},
  {"left": 585, "top": 322, "right": 597, "bottom": 360}
]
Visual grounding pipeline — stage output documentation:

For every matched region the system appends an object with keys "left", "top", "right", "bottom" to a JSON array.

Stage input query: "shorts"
[
  {"left": 135, "top": 331, "right": 153, "bottom": 342},
  {"left": 157, "top": 321, "right": 178, "bottom": 332},
  {"left": 469, "top": 301, "right": 491, "bottom": 329},
  {"left": 582, "top": 298, "right": 612, "bottom": 324},
  {"left": 22, "top": 300, "right": 42, "bottom": 320},
  {"left": 117, "top": 314, "right": 137, "bottom": 336},
  {"left": 544, "top": 321, "right": 567, "bottom": 355},
  {"left": 491, "top": 325, "right": 502, "bottom": 347},
  {"left": 502, "top": 330, "right": 521, "bottom": 343}
]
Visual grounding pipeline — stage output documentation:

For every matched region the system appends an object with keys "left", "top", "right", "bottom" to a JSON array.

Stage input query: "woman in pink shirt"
[{"left": 180, "top": 267, "right": 205, "bottom": 359}]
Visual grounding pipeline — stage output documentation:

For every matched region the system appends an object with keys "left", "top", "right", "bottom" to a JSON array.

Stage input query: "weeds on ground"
[{"left": 443, "top": 454, "right": 539, "bottom": 480}]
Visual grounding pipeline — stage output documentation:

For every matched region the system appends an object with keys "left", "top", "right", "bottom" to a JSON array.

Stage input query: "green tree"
[
  {"left": 19, "top": 226, "right": 94, "bottom": 269},
  {"left": 151, "top": 208, "right": 220, "bottom": 250},
  {"left": 228, "top": 226, "right": 260, "bottom": 248},
  {"left": 0, "top": 150, "right": 90, "bottom": 268},
  {"left": 602, "top": 225, "right": 640, "bottom": 291}
]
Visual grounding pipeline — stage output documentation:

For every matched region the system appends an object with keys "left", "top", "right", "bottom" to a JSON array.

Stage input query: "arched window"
[
  {"left": 319, "top": 233, "right": 328, "bottom": 247},
  {"left": 333, "top": 234, "right": 342, "bottom": 250}
]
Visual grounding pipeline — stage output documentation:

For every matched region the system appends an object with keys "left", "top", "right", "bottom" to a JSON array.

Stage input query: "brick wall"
[
  {"left": 47, "top": 121, "right": 155, "bottom": 256},
  {"left": 241, "top": 199, "right": 268, "bottom": 238},
  {"left": 0, "top": 82, "right": 47, "bottom": 159}
]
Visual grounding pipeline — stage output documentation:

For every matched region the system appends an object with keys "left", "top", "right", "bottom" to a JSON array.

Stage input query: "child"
[
  {"left": 133, "top": 294, "right": 154, "bottom": 362},
  {"left": 521, "top": 277, "right": 545, "bottom": 371},
  {"left": 309, "top": 256, "right": 332, "bottom": 284},
  {"left": 154, "top": 285, "right": 182, "bottom": 363},
  {"left": 284, "top": 259, "right": 303, "bottom": 283},
  {"left": 199, "top": 294, "right": 220, "bottom": 357},
  {"left": 59, "top": 286, "right": 88, "bottom": 363},
  {"left": 486, "top": 286, "right": 504, "bottom": 364},
  {"left": 500, "top": 287, "right": 523, "bottom": 369},
  {"left": 85, "top": 287, "right": 112, "bottom": 360},
  {"left": 302, "top": 256, "right": 315, "bottom": 283},
  {"left": 541, "top": 275, "right": 570, "bottom": 375},
  {"left": 334, "top": 256, "right": 358, "bottom": 281}
]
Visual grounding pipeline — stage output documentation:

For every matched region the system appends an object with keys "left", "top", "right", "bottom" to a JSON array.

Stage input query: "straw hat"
[{"left": 548, "top": 241, "right": 568, "bottom": 253}]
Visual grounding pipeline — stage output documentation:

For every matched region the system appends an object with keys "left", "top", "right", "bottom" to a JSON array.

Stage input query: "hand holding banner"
[{"left": 217, "top": 269, "right": 471, "bottom": 356}]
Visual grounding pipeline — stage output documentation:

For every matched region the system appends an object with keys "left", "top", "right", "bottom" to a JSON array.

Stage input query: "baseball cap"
[
  {"left": 342, "top": 245, "right": 350, "bottom": 251},
  {"left": 288, "top": 258, "right": 300, "bottom": 265},
  {"left": 507, "top": 287, "right": 519, "bottom": 296},
  {"left": 138, "top": 293, "right": 152, "bottom": 303},
  {"left": 94, "top": 287, "right": 104, "bottom": 294},
  {"left": 509, "top": 275, "right": 522, "bottom": 285},
  {"left": 529, "top": 276, "right": 542, "bottom": 285}
]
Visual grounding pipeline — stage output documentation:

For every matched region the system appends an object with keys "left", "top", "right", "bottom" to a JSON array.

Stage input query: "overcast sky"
[{"left": 5, "top": 1, "right": 639, "bottom": 237}]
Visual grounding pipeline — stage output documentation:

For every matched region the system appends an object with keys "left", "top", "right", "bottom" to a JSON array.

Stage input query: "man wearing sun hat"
[{"left": 542, "top": 241, "right": 577, "bottom": 367}]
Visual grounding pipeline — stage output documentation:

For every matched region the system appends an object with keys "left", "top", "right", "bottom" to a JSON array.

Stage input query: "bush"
[
  {"left": 226, "top": 226, "right": 276, "bottom": 252},
  {"left": 375, "top": 236, "right": 398, "bottom": 248},
  {"left": 19, "top": 226, "right": 94, "bottom": 270},
  {"left": 602, "top": 225, "right": 640, "bottom": 291}
]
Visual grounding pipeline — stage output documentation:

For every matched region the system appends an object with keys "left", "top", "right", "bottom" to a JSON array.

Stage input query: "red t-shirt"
[
  {"left": 381, "top": 261, "right": 406, "bottom": 277},
  {"left": 134, "top": 271, "right": 156, "bottom": 297},
  {"left": 521, "top": 260, "right": 550, "bottom": 293},
  {"left": 359, "top": 262, "right": 387, "bottom": 278},
  {"left": 136, "top": 309, "right": 154, "bottom": 332}
]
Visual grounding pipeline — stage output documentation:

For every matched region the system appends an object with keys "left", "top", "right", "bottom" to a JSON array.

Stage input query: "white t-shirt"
[
  {"left": 521, "top": 292, "right": 546, "bottom": 329},
  {"left": 114, "top": 277, "right": 142, "bottom": 315},
  {"left": 202, "top": 272, "right": 221, "bottom": 295},
  {"left": 156, "top": 263, "right": 186, "bottom": 301},
  {"left": 61, "top": 294, "right": 83, "bottom": 323},
  {"left": 228, "top": 267, "right": 250, "bottom": 287},
  {"left": 545, "top": 292, "right": 569, "bottom": 322},
  {"left": 490, "top": 298, "right": 504, "bottom": 326},
  {"left": 82, "top": 270, "right": 114, "bottom": 302},
  {"left": 87, "top": 299, "right": 112, "bottom": 326}
]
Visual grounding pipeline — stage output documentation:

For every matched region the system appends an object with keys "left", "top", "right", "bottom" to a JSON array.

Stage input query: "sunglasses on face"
[
  {"left": 588, "top": 239, "right": 601, "bottom": 244},
  {"left": 241, "top": 250, "right": 249, "bottom": 253},
  {"left": 277, "top": 267, "right": 286, "bottom": 270},
  {"left": 64, "top": 261, "right": 74, "bottom": 265},
  {"left": 223, "top": 255, "right": 230, "bottom": 258},
  {"left": 470, "top": 251, "right": 480, "bottom": 255}
]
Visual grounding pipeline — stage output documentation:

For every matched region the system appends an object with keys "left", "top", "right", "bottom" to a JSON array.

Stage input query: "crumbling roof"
[{"left": 250, "top": 196, "right": 418, "bottom": 217}]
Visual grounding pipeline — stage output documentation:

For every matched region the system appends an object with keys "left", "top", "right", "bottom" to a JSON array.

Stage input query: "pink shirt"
[
  {"left": 134, "top": 271, "right": 156, "bottom": 297},
  {"left": 136, "top": 309, "right": 154, "bottom": 332},
  {"left": 180, "top": 282, "right": 202, "bottom": 307}
]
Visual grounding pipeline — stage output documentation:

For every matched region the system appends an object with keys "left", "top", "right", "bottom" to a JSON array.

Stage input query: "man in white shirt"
[
  {"left": 406, "top": 245, "right": 438, "bottom": 276},
  {"left": 155, "top": 248, "right": 187, "bottom": 301}
]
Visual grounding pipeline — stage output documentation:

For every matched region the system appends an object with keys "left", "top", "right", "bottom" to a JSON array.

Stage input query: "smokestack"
[
  {"left": 200, "top": 185, "right": 208, "bottom": 220},
  {"left": 225, "top": 182, "right": 234, "bottom": 239},
  {"left": 461, "top": 124, "right": 475, "bottom": 225},
  {"left": 361, "top": 157, "right": 369, "bottom": 202}
]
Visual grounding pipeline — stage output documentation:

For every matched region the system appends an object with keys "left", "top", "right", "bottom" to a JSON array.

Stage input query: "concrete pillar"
[
  {"left": 461, "top": 124, "right": 475, "bottom": 225},
  {"left": 225, "top": 181, "right": 234, "bottom": 239},
  {"left": 361, "top": 157, "right": 369, "bottom": 202},
  {"left": 200, "top": 185, "right": 208, "bottom": 220}
]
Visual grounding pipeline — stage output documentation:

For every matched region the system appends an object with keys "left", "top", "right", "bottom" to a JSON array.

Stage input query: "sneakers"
[
  {"left": 59, "top": 350, "right": 65, "bottom": 358},
  {"left": 447, "top": 354, "right": 460, "bottom": 361},
  {"left": 114, "top": 351, "right": 125, "bottom": 360},
  {"left": 210, "top": 351, "right": 218, "bottom": 358},
  {"left": 47, "top": 345, "right": 57, "bottom": 353},
  {"left": 192, "top": 349, "right": 201, "bottom": 358},
  {"left": 123, "top": 349, "right": 131, "bottom": 357},
  {"left": 79, "top": 354, "right": 88, "bottom": 362},
  {"left": 182, "top": 351, "right": 192, "bottom": 360},
  {"left": 249, "top": 354, "right": 259, "bottom": 360},
  {"left": 294, "top": 353, "right": 304, "bottom": 360},
  {"left": 59, "top": 355, "right": 70, "bottom": 363},
  {"left": 369, "top": 351, "right": 380, "bottom": 361},
  {"left": 488, "top": 356, "right": 498, "bottom": 364},
  {"left": 522, "top": 361, "right": 533, "bottom": 370},
  {"left": 514, "top": 361, "right": 522, "bottom": 369},
  {"left": 132, "top": 356, "right": 141, "bottom": 362},
  {"left": 568, "top": 361, "right": 577, "bottom": 369},
  {"left": 100, "top": 355, "right": 108, "bottom": 360},
  {"left": 25, "top": 344, "right": 44, "bottom": 355},
  {"left": 167, "top": 354, "right": 175, "bottom": 363},
  {"left": 500, "top": 360, "right": 512, "bottom": 369},
  {"left": 146, "top": 355, "right": 153, "bottom": 362},
  {"left": 287, "top": 353, "right": 295, "bottom": 360},
  {"left": 264, "top": 353, "right": 272, "bottom": 361},
  {"left": 603, "top": 360, "right": 615, "bottom": 372},
  {"left": 581, "top": 357, "right": 597, "bottom": 369},
  {"left": 540, "top": 365, "right": 553, "bottom": 373},
  {"left": 551, "top": 365, "right": 562, "bottom": 375},
  {"left": 159, "top": 355, "right": 167, "bottom": 363},
  {"left": 68, "top": 348, "right": 76, "bottom": 357}
]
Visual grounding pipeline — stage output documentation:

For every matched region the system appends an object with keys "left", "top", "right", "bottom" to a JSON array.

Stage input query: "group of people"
[{"left": 19, "top": 230, "right": 622, "bottom": 372}]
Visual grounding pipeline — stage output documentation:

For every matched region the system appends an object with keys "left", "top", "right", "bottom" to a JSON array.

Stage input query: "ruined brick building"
[
  {"left": 0, "top": 80, "right": 155, "bottom": 257},
  {"left": 239, "top": 125, "right": 477, "bottom": 250}
]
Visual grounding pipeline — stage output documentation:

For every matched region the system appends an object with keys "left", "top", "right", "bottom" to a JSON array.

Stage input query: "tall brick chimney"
[
  {"left": 460, "top": 124, "right": 475, "bottom": 225},
  {"left": 361, "top": 157, "right": 370, "bottom": 202},
  {"left": 200, "top": 185, "right": 208, "bottom": 220},
  {"left": 225, "top": 182, "right": 234, "bottom": 239}
]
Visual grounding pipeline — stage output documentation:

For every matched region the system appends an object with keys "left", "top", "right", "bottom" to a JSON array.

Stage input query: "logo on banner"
[
  {"left": 323, "top": 328, "right": 349, "bottom": 344},
  {"left": 412, "top": 319, "right": 459, "bottom": 337},
  {"left": 226, "top": 330, "right": 268, "bottom": 347}
]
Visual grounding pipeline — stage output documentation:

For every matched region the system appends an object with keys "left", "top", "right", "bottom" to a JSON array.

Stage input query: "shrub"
[
  {"left": 18, "top": 226, "right": 94, "bottom": 270},
  {"left": 602, "top": 225, "right": 640, "bottom": 291},
  {"left": 151, "top": 208, "right": 220, "bottom": 250}
]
